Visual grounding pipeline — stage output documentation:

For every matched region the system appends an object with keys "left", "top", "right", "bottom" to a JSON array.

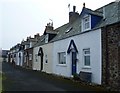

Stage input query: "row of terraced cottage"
[{"left": 7, "top": 2, "right": 120, "bottom": 90}]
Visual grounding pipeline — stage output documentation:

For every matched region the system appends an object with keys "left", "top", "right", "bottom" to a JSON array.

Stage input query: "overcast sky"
[{"left": 0, "top": 0, "right": 115, "bottom": 50}]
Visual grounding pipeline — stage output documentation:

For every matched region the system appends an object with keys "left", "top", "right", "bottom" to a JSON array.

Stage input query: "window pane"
[
  {"left": 85, "top": 22, "right": 89, "bottom": 29},
  {"left": 83, "top": 16, "right": 90, "bottom": 30},
  {"left": 29, "top": 54, "right": 32, "bottom": 60},
  {"left": 58, "top": 52, "right": 66, "bottom": 64},
  {"left": 84, "top": 56, "right": 90, "bottom": 66}
]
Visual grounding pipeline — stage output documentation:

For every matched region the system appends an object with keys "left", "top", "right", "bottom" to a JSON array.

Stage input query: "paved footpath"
[{"left": 2, "top": 62, "right": 105, "bottom": 92}]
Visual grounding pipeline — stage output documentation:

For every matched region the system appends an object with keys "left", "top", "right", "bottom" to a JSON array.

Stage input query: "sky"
[{"left": 0, "top": 0, "right": 115, "bottom": 50}]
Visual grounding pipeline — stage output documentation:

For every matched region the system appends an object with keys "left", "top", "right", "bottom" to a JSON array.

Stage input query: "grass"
[
  {"left": 0, "top": 73, "right": 2, "bottom": 92},
  {"left": 0, "top": 72, "right": 7, "bottom": 92}
]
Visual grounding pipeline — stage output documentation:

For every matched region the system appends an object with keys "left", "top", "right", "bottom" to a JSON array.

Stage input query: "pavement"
[{"left": 2, "top": 62, "right": 106, "bottom": 92}]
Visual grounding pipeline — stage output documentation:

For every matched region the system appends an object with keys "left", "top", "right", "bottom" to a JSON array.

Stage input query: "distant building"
[{"left": 0, "top": 50, "right": 9, "bottom": 62}]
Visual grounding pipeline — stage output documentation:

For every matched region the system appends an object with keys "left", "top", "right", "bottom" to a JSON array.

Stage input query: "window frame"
[
  {"left": 29, "top": 54, "right": 32, "bottom": 61},
  {"left": 58, "top": 52, "right": 66, "bottom": 65},
  {"left": 83, "top": 48, "right": 91, "bottom": 67},
  {"left": 82, "top": 14, "right": 91, "bottom": 31}
]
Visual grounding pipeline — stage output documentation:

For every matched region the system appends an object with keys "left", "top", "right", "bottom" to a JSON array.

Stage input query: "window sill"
[
  {"left": 82, "top": 28, "right": 91, "bottom": 32},
  {"left": 82, "top": 66, "right": 91, "bottom": 69},
  {"left": 56, "top": 64, "right": 67, "bottom": 67}
]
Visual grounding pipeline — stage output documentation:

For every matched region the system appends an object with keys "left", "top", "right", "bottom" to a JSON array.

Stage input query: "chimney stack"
[
  {"left": 45, "top": 22, "right": 54, "bottom": 31},
  {"left": 44, "top": 22, "right": 54, "bottom": 35},
  {"left": 69, "top": 6, "right": 79, "bottom": 24},
  {"left": 34, "top": 33, "right": 40, "bottom": 38}
]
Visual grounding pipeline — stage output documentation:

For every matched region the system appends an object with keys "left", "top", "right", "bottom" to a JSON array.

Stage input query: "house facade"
[
  {"left": 52, "top": 2, "right": 120, "bottom": 86},
  {"left": 0, "top": 50, "right": 9, "bottom": 62},
  {"left": 23, "top": 34, "right": 40, "bottom": 69},
  {"left": 52, "top": 29, "right": 102, "bottom": 84},
  {"left": 51, "top": 5, "right": 102, "bottom": 84},
  {"left": 12, "top": 44, "right": 20, "bottom": 65},
  {"left": 17, "top": 42, "right": 25, "bottom": 66},
  {"left": 33, "top": 23, "right": 57, "bottom": 73},
  {"left": 33, "top": 42, "right": 54, "bottom": 74}
]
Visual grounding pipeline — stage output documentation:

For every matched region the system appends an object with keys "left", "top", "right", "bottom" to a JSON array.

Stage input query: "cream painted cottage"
[{"left": 33, "top": 23, "right": 58, "bottom": 73}]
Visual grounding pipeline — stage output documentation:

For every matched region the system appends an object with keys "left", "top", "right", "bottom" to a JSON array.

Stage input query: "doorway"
[{"left": 72, "top": 52, "right": 77, "bottom": 75}]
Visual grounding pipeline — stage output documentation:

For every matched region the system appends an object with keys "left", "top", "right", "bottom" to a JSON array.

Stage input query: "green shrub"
[{"left": 73, "top": 73, "right": 80, "bottom": 80}]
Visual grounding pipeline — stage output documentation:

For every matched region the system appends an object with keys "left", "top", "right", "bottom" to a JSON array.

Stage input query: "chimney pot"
[
  {"left": 83, "top": 3, "right": 85, "bottom": 8},
  {"left": 34, "top": 33, "right": 40, "bottom": 38},
  {"left": 73, "top": 6, "right": 76, "bottom": 12}
]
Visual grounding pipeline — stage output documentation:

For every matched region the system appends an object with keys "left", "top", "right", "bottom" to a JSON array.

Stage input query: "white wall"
[
  {"left": 53, "top": 38, "right": 72, "bottom": 77},
  {"left": 17, "top": 51, "right": 23, "bottom": 66},
  {"left": 33, "top": 46, "right": 41, "bottom": 70},
  {"left": 53, "top": 29, "right": 102, "bottom": 84},
  {"left": 15, "top": 52, "right": 19, "bottom": 65},
  {"left": 42, "top": 43, "right": 53, "bottom": 73},
  {"left": 33, "top": 43, "right": 54, "bottom": 74}
]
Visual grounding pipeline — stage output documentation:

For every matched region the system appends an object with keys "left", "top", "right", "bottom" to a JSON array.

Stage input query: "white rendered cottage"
[{"left": 52, "top": 5, "right": 103, "bottom": 84}]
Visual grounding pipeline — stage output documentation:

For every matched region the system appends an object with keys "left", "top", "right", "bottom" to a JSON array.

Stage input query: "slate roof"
[
  {"left": 28, "top": 38, "right": 37, "bottom": 42},
  {"left": 33, "top": 35, "right": 46, "bottom": 47},
  {"left": 50, "top": 18, "right": 81, "bottom": 42},
  {"left": 33, "top": 23, "right": 69, "bottom": 47},
  {"left": 80, "top": 7, "right": 103, "bottom": 17},
  {"left": 44, "top": 30, "right": 58, "bottom": 34},
  {"left": 34, "top": 1, "right": 120, "bottom": 47},
  {"left": 96, "top": 1, "right": 120, "bottom": 27},
  {"left": 21, "top": 40, "right": 29, "bottom": 45},
  {"left": 50, "top": 1, "right": 120, "bottom": 42}
]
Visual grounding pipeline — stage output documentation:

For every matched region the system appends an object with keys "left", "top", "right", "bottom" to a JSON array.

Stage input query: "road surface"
[{"left": 2, "top": 62, "right": 104, "bottom": 92}]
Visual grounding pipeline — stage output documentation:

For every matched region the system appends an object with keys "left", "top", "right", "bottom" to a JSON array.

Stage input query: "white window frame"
[
  {"left": 82, "top": 14, "right": 91, "bottom": 31},
  {"left": 29, "top": 54, "right": 32, "bottom": 61},
  {"left": 58, "top": 52, "right": 66, "bottom": 64},
  {"left": 83, "top": 48, "right": 90, "bottom": 67},
  {"left": 30, "top": 42, "right": 32, "bottom": 48}
]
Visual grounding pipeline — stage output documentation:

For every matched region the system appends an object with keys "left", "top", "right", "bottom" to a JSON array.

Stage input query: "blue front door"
[{"left": 72, "top": 52, "right": 77, "bottom": 75}]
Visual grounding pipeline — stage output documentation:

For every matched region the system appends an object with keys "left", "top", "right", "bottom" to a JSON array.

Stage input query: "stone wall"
[{"left": 102, "top": 22, "right": 120, "bottom": 90}]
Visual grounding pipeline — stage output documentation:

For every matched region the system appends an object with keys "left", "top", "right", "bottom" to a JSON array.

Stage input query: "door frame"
[{"left": 71, "top": 52, "right": 77, "bottom": 75}]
